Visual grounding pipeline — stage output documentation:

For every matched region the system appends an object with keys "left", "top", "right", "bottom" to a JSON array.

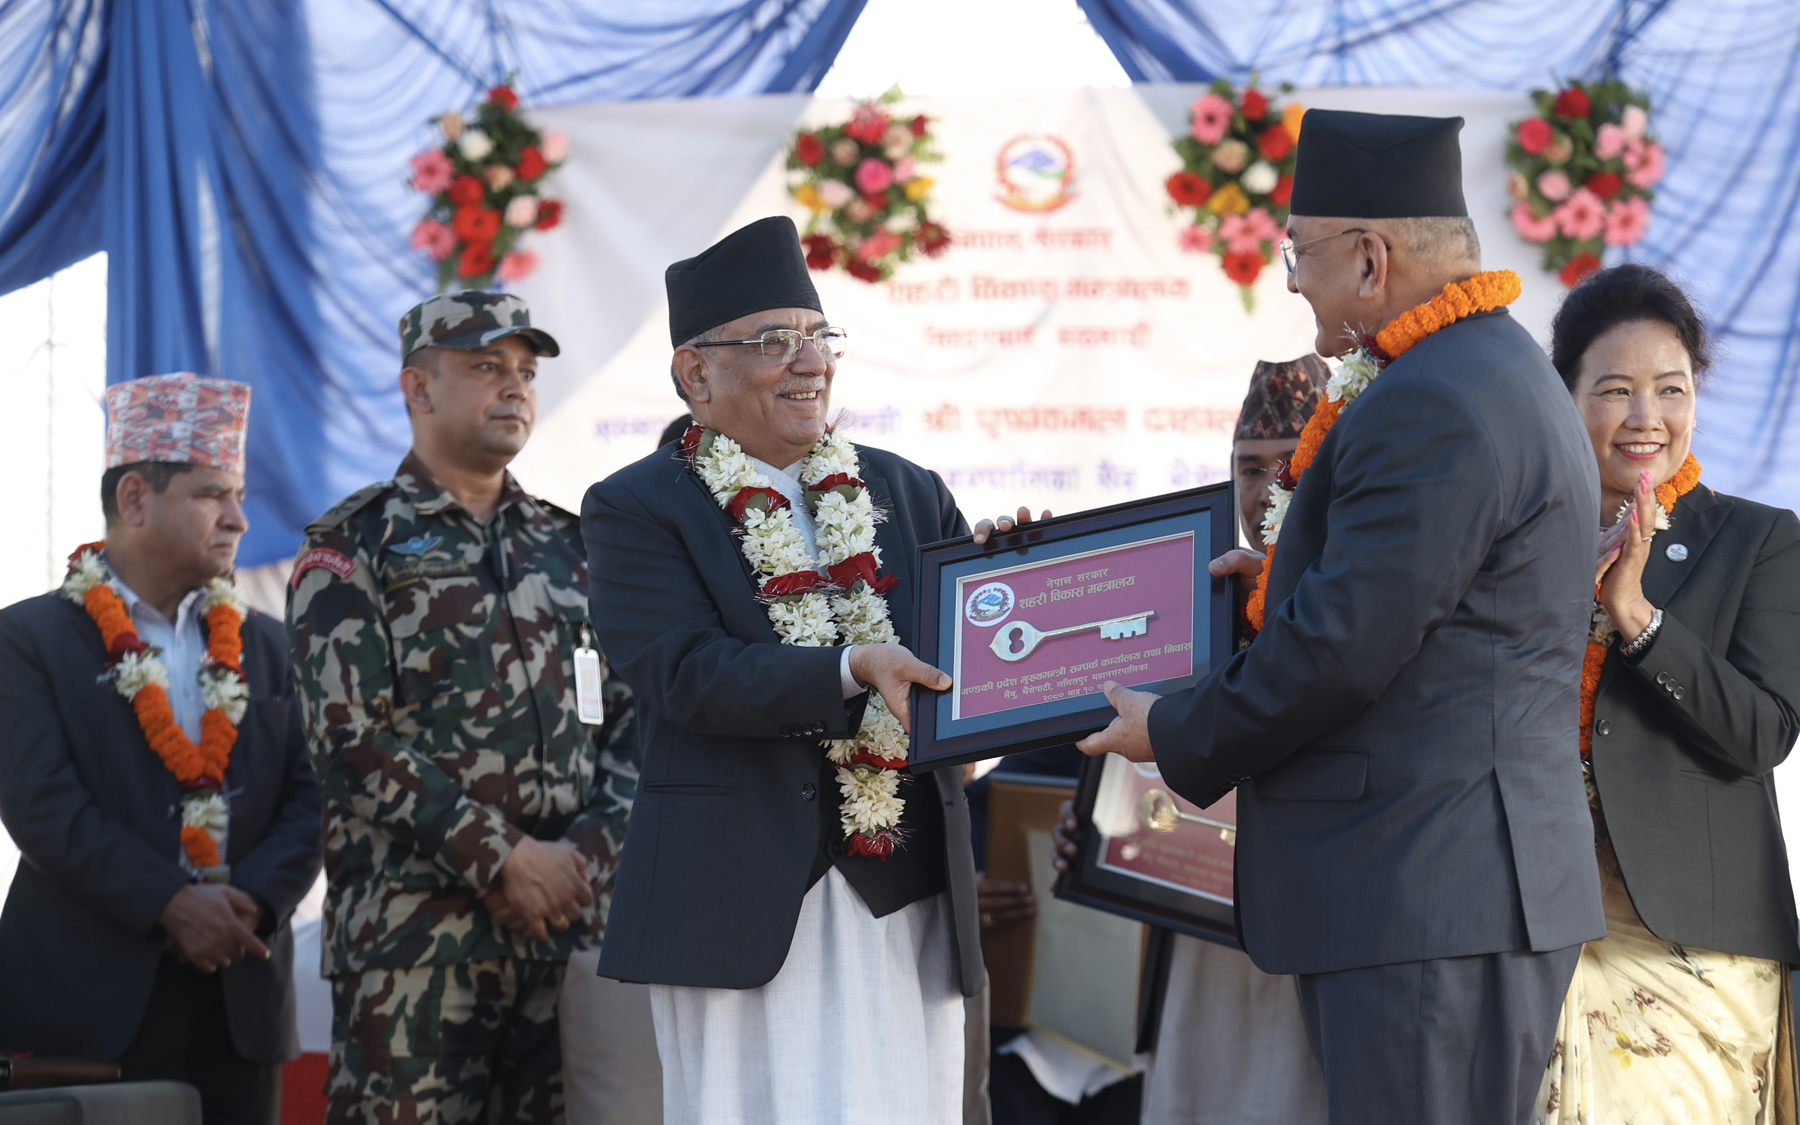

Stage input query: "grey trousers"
[{"left": 1296, "top": 944, "right": 1582, "bottom": 1125}]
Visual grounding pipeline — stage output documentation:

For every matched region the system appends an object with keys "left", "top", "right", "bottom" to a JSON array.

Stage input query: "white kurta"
[
  {"left": 650, "top": 869, "right": 966, "bottom": 1124},
  {"left": 649, "top": 456, "right": 965, "bottom": 1123}
]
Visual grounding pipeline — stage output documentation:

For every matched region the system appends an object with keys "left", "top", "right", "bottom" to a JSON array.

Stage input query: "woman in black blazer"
[{"left": 1532, "top": 264, "right": 1800, "bottom": 1123}]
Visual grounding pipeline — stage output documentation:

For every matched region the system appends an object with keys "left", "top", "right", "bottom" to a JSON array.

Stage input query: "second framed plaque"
[{"left": 909, "top": 482, "right": 1234, "bottom": 770}]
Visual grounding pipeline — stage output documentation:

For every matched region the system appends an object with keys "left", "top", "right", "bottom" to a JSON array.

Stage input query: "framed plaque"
[
  {"left": 909, "top": 483, "right": 1234, "bottom": 771},
  {"left": 1055, "top": 751, "right": 1241, "bottom": 946}
]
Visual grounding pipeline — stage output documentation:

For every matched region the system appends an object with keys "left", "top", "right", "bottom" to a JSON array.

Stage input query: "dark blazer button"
[
  {"left": 1656, "top": 671, "right": 1671, "bottom": 685},
  {"left": 801, "top": 782, "right": 816, "bottom": 801},
  {"left": 1672, "top": 686, "right": 1685, "bottom": 700},
  {"left": 1595, "top": 718, "right": 1611, "bottom": 736}
]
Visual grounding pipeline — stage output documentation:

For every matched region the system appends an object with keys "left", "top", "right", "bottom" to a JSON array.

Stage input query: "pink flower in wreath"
[
  {"left": 1509, "top": 201, "right": 1557, "bottom": 243},
  {"left": 541, "top": 129, "right": 570, "bottom": 163},
  {"left": 1554, "top": 188, "right": 1606, "bottom": 240},
  {"left": 504, "top": 196, "right": 539, "bottom": 228},
  {"left": 1243, "top": 207, "right": 1281, "bottom": 244},
  {"left": 409, "top": 148, "right": 454, "bottom": 195},
  {"left": 1625, "top": 142, "right": 1665, "bottom": 188},
  {"left": 1536, "top": 170, "right": 1572, "bottom": 203},
  {"left": 1190, "top": 93, "right": 1234, "bottom": 146},
  {"left": 1603, "top": 196, "right": 1651, "bottom": 246},
  {"left": 496, "top": 249, "right": 539, "bottom": 282},
  {"left": 1218, "top": 214, "right": 1261, "bottom": 254},
  {"left": 855, "top": 231, "right": 902, "bottom": 260},
  {"left": 1594, "top": 123, "right": 1626, "bottom": 162},
  {"left": 410, "top": 217, "right": 457, "bottom": 260},
  {"left": 1177, "top": 225, "right": 1214, "bottom": 254},
  {"left": 1621, "top": 105, "right": 1649, "bottom": 140},
  {"left": 817, "top": 179, "right": 855, "bottom": 208},
  {"left": 854, "top": 158, "right": 894, "bottom": 195},
  {"left": 893, "top": 156, "right": 917, "bottom": 183}
]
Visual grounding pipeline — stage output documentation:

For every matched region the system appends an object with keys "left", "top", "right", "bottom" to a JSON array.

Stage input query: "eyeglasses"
[
  {"left": 693, "top": 327, "right": 849, "bottom": 364},
  {"left": 1278, "top": 228, "right": 1370, "bottom": 273}
]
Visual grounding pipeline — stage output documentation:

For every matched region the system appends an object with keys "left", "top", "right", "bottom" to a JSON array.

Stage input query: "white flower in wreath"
[
  {"left": 831, "top": 587, "right": 898, "bottom": 645},
  {"left": 114, "top": 650, "right": 170, "bottom": 700},
  {"left": 812, "top": 491, "right": 877, "bottom": 563},
  {"left": 837, "top": 766, "right": 904, "bottom": 835},
  {"left": 1260, "top": 481, "right": 1293, "bottom": 546},
  {"left": 1241, "top": 161, "right": 1279, "bottom": 195},
  {"left": 802, "top": 435, "right": 860, "bottom": 484},
  {"left": 61, "top": 550, "right": 110, "bottom": 603},
  {"left": 458, "top": 129, "right": 495, "bottom": 161},
  {"left": 857, "top": 695, "right": 909, "bottom": 759},
  {"left": 1589, "top": 604, "right": 1618, "bottom": 647},
  {"left": 766, "top": 591, "right": 839, "bottom": 647},
  {"left": 182, "top": 789, "right": 230, "bottom": 833},
  {"left": 1327, "top": 348, "right": 1379, "bottom": 403},
  {"left": 201, "top": 575, "right": 246, "bottom": 616},
  {"left": 817, "top": 179, "right": 855, "bottom": 209},
  {"left": 200, "top": 667, "right": 250, "bottom": 725},
  {"left": 740, "top": 508, "right": 814, "bottom": 575}
]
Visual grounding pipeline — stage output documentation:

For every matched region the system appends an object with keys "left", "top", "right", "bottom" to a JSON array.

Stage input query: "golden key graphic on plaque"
[
  {"left": 1139, "top": 788, "right": 1237, "bottom": 847},
  {"left": 988, "top": 611, "right": 1154, "bottom": 662}
]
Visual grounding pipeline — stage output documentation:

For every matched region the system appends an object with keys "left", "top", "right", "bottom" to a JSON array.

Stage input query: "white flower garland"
[
  {"left": 690, "top": 427, "right": 912, "bottom": 852},
  {"left": 61, "top": 548, "right": 249, "bottom": 870},
  {"left": 1260, "top": 345, "right": 1384, "bottom": 547}
]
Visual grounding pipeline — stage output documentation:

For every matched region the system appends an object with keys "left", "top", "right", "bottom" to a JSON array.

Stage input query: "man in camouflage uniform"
[{"left": 287, "top": 292, "right": 637, "bottom": 1124}]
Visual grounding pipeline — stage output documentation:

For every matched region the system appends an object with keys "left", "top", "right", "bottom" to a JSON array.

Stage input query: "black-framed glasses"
[
  {"left": 1278, "top": 228, "right": 1370, "bottom": 273},
  {"left": 693, "top": 327, "right": 849, "bottom": 364}
]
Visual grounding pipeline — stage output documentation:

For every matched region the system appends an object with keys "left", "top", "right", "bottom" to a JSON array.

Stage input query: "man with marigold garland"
[
  {"left": 0, "top": 373, "right": 323, "bottom": 1124},
  {"left": 287, "top": 292, "right": 645, "bottom": 1124},
  {"left": 1079, "top": 112, "right": 1606, "bottom": 1125},
  {"left": 582, "top": 216, "right": 1030, "bottom": 1124}
]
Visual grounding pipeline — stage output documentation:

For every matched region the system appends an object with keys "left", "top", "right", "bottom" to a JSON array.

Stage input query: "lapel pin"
[{"left": 1666, "top": 543, "right": 1689, "bottom": 562}]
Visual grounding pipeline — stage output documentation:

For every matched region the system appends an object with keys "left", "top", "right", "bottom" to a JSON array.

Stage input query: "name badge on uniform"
[{"left": 575, "top": 624, "right": 604, "bottom": 725}]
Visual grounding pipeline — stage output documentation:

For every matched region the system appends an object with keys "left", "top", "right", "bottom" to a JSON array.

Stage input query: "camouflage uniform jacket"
[{"left": 287, "top": 451, "right": 636, "bottom": 976}]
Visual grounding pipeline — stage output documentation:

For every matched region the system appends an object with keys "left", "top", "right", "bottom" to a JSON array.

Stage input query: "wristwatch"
[{"left": 1619, "top": 607, "right": 1664, "bottom": 658}]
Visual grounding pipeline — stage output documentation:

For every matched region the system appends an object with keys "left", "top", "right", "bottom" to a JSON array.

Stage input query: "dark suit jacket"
[
  {"left": 1593, "top": 485, "right": 1800, "bottom": 962},
  {"left": 0, "top": 596, "right": 322, "bottom": 1062},
  {"left": 582, "top": 442, "right": 985, "bottom": 996},
  {"left": 1148, "top": 310, "right": 1607, "bottom": 976}
]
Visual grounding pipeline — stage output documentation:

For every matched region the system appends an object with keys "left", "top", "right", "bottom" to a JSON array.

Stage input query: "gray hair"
[
  {"left": 669, "top": 324, "right": 724, "bottom": 403},
  {"left": 1367, "top": 216, "right": 1482, "bottom": 276}
]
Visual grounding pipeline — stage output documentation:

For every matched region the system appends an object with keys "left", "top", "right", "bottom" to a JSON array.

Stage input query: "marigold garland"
[
  {"left": 62, "top": 542, "right": 247, "bottom": 873},
  {"left": 1246, "top": 271, "right": 1523, "bottom": 630},
  {"left": 1579, "top": 453, "right": 1702, "bottom": 756}
]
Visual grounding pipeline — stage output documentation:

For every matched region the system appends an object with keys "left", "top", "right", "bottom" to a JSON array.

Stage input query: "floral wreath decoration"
[
  {"left": 63, "top": 543, "right": 248, "bottom": 877},
  {"left": 1165, "top": 77, "right": 1304, "bottom": 310},
  {"left": 408, "top": 81, "right": 569, "bottom": 291},
  {"left": 680, "top": 423, "right": 913, "bottom": 856},
  {"left": 1246, "top": 270, "right": 1524, "bottom": 631},
  {"left": 788, "top": 88, "right": 950, "bottom": 284},
  {"left": 1506, "top": 79, "right": 1663, "bottom": 287}
]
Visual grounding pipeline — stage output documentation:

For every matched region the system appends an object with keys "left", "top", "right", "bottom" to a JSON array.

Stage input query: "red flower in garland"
[
  {"left": 458, "top": 241, "right": 494, "bottom": 278},
  {"left": 762, "top": 572, "right": 823, "bottom": 598},
  {"left": 845, "top": 258, "right": 882, "bottom": 283},
  {"left": 916, "top": 221, "right": 950, "bottom": 258},
  {"left": 802, "top": 234, "right": 838, "bottom": 270},
  {"left": 488, "top": 85, "right": 519, "bottom": 111},
  {"left": 534, "top": 200, "right": 563, "bottom": 230},
  {"left": 1585, "top": 171, "right": 1623, "bottom": 200},
  {"left": 827, "top": 552, "right": 898, "bottom": 595},
  {"left": 725, "top": 486, "right": 791, "bottom": 521},
  {"left": 796, "top": 133, "right": 824, "bottom": 166},
  {"left": 516, "top": 146, "right": 547, "bottom": 182},
  {"left": 1270, "top": 173, "right": 1294, "bottom": 206},
  {"left": 909, "top": 114, "right": 928, "bottom": 138},
  {"left": 1257, "top": 126, "right": 1294, "bottom": 161},
  {"left": 1559, "top": 250, "right": 1602, "bottom": 286},
  {"left": 1166, "top": 171, "right": 1211, "bottom": 208},
  {"left": 1222, "top": 249, "right": 1264, "bottom": 286},
  {"left": 1240, "top": 88, "right": 1269, "bottom": 121},
  {"left": 1517, "top": 118, "right": 1553, "bottom": 155},
  {"left": 453, "top": 205, "right": 501, "bottom": 242},
  {"left": 449, "top": 175, "right": 485, "bottom": 206},
  {"left": 1553, "top": 86, "right": 1591, "bottom": 118}
]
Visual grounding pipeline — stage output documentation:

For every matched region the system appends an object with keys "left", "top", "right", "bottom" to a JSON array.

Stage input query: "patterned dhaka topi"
[
  {"left": 103, "top": 372, "right": 251, "bottom": 474},
  {"left": 1234, "top": 355, "right": 1329, "bottom": 442}
]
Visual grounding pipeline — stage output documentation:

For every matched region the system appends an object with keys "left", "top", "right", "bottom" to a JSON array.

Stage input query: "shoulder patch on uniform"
[
  {"left": 306, "top": 481, "right": 395, "bottom": 534},
  {"left": 292, "top": 547, "right": 357, "bottom": 587}
]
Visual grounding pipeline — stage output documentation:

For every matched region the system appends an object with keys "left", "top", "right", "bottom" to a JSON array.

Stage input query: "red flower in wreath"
[
  {"left": 488, "top": 85, "right": 519, "bottom": 111},
  {"left": 1585, "top": 171, "right": 1623, "bottom": 201},
  {"left": 1240, "top": 88, "right": 1269, "bottom": 121},
  {"left": 1516, "top": 118, "right": 1553, "bottom": 155},
  {"left": 458, "top": 241, "right": 495, "bottom": 278},
  {"left": 916, "top": 221, "right": 950, "bottom": 258},
  {"left": 534, "top": 200, "right": 563, "bottom": 231},
  {"left": 449, "top": 175, "right": 485, "bottom": 206},
  {"left": 909, "top": 114, "right": 928, "bottom": 137},
  {"left": 453, "top": 205, "right": 501, "bottom": 242},
  {"left": 1222, "top": 249, "right": 1264, "bottom": 286},
  {"left": 796, "top": 133, "right": 825, "bottom": 166},
  {"left": 1166, "top": 171, "right": 1211, "bottom": 208},
  {"left": 1270, "top": 173, "right": 1294, "bottom": 207},
  {"left": 1257, "top": 126, "right": 1293, "bottom": 161},
  {"left": 845, "top": 258, "right": 882, "bottom": 283},
  {"left": 1559, "top": 250, "right": 1602, "bottom": 286},
  {"left": 1553, "top": 87, "right": 1591, "bottom": 118},
  {"left": 516, "top": 146, "right": 547, "bottom": 182},
  {"left": 802, "top": 234, "right": 838, "bottom": 270}
]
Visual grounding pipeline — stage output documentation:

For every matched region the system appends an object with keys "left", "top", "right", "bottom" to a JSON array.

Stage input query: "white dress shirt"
[{"left": 749, "top": 456, "right": 864, "bottom": 700}]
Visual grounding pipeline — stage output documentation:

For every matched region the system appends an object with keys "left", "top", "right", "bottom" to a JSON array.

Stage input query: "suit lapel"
[
  {"left": 866, "top": 475, "right": 916, "bottom": 649},
  {"left": 1640, "top": 486, "right": 1731, "bottom": 609}
]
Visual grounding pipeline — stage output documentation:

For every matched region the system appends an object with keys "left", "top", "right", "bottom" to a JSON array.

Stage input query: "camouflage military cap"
[{"left": 399, "top": 291, "right": 560, "bottom": 361}]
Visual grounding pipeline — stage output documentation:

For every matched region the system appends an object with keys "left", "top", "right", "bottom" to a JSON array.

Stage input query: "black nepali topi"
[
  {"left": 666, "top": 216, "right": 825, "bottom": 347},
  {"left": 1235, "top": 355, "right": 1330, "bottom": 442},
  {"left": 1289, "top": 110, "right": 1467, "bottom": 219}
]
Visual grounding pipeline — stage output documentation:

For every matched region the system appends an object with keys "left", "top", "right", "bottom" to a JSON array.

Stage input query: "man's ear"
[
  {"left": 114, "top": 471, "right": 151, "bottom": 529},
  {"left": 1356, "top": 232, "right": 1389, "bottom": 300},
  {"left": 672, "top": 347, "right": 712, "bottom": 404},
  {"left": 399, "top": 365, "right": 435, "bottom": 414}
]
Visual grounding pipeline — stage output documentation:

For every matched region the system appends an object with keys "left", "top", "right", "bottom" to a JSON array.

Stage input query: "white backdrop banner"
[{"left": 510, "top": 85, "right": 1552, "bottom": 530}]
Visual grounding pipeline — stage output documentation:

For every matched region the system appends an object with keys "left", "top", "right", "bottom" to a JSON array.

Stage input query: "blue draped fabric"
[
  {"left": 1077, "top": 0, "right": 1800, "bottom": 512},
  {"left": 0, "top": 0, "right": 866, "bottom": 565}
]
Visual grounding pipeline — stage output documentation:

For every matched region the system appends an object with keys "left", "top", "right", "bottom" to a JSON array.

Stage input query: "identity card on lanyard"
[{"left": 574, "top": 623, "right": 605, "bottom": 726}]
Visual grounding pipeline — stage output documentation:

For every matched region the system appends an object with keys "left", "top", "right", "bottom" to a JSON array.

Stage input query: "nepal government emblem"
[{"left": 995, "top": 134, "right": 1076, "bottom": 213}]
